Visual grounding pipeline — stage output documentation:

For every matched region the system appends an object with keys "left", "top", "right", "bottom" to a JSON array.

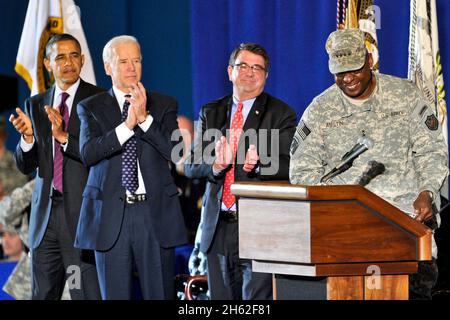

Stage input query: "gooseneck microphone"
[{"left": 320, "top": 136, "right": 374, "bottom": 183}]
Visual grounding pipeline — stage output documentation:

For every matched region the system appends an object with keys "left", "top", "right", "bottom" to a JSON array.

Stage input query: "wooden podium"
[{"left": 231, "top": 181, "right": 432, "bottom": 300}]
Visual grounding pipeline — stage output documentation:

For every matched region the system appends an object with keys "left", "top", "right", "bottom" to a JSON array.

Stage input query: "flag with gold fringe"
[
  {"left": 408, "top": 0, "right": 448, "bottom": 198},
  {"left": 408, "top": 0, "right": 447, "bottom": 144},
  {"left": 336, "top": 0, "right": 379, "bottom": 70},
  {"left": 15, "top": 0, "right": 96, "bottom": 96}
]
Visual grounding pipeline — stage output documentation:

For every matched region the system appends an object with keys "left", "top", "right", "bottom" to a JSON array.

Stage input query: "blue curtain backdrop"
[{"left": 190, "top": 0, "right": 450, "bottom": 122}]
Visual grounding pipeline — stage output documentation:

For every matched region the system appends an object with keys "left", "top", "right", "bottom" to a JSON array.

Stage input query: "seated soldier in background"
[
  {"left": 188, "top": 210, "right": 207, "bottom": 277},
  {"left": 1, "top": 226, "right": 24, "bottom": 262},
  {"left": 1, "top": 226, "right": 23, "bottom": 262},
  {"left": 174, "top": 116, "right": 208, "bottom": 300},
  {"left": 0, "top": 116, "right": 28, "bottom": 195},
  {"left": 0, "top": 180, "right": 71, "bottom": 300},
  {"left": 175, "top": 116, "right": 206, "bottom": 243},
  {"left": 0, "top": 115, "right": 29, "bottom": 262},
  {"left": 0, "top": 180, "right": 33, "bottom": 299}
]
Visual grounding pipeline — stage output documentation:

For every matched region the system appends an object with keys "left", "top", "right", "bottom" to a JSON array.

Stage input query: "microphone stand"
[{"left": 320, "top": 163, "right": 352, "bottom": 184}]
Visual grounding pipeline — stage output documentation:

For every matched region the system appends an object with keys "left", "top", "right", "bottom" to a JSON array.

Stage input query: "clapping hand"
[
  {"left": 9, "top": 108, "right": 33, "bottom": 143},
  {"left": 129, "top": 82, "right": 147, "bottom": 124},
  {"left": 44, "top": 105, "right": 68, "bottom": 144},
  {"left": 243, "top": 144, "right": 259, "bottom": 172},
  {"left": 213, "top": 136, "right": 233, "bottom": 172}
]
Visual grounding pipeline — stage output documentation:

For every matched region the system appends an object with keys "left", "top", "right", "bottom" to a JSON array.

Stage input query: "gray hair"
[{"left": 102, "top": 35, "right": 141, "bottom": 64}]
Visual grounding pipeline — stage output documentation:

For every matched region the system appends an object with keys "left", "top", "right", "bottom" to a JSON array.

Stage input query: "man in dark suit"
[
  {"left": 9, "top": 33, "right": 102, "bottom": 299},
  {"left": 184, "top": 43, "right": 297, "bottom": 300},
  {"left": 75, "top": 35, "right": 186, "bottom": 300}
]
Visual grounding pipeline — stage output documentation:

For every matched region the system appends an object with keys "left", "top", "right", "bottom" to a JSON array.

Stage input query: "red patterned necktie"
[
  {"left": 53, "top": 92, "right": 70, "bottom": 193},
  {"left": 222, "top": 102, "right": 244, "bottom": 209}
]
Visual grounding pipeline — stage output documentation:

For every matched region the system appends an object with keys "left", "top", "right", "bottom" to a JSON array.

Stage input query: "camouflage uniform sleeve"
[
  {"left": 0, "top": 179, "right": 35, "bottom": 227},
  {"left": 0, "top": 152, "right": 29, "bottom": 195},
  {"left": 410, "top": 98, "right": 449, "bottom": 199},
  {"left": 3, "top": 251, "right": 32, "bottom": 300},
  {"left": 289, "top": 100, "right": 327, "bottom": 185}
]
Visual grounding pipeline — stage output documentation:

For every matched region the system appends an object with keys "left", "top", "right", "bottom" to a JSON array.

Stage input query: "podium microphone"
[
  {"left": 320, "top": 136, "right": 374, "bottom": 183},
  {"left": 358, "top": 160, "right": 386, "bottom": 186}
]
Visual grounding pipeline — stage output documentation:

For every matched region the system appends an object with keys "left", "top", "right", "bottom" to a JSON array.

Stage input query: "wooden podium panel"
[
  {"left": 239, "top": 198, "right": 312, "bottom": 263},
  {"left": 327, "top": 275, "right": 409, "bottom": 300},
  {"left": 310, "top": 201, "right": 417, "bottom": 263},
  {"left": 273, "top": 274, "right": 409, "bottom": 300}
]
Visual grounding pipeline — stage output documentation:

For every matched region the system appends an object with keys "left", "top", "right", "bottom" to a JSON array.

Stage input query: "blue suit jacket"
[
  {"left": 14, "top": 80, "right": 104, "bottom": 250},
  {"left": 75, "top": 89, "right": 187, "bottom": 251}
]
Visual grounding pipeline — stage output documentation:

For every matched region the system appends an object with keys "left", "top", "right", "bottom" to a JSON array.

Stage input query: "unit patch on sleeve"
[{"left": 425, "top": 114, "right": 439, "bottom": 131}]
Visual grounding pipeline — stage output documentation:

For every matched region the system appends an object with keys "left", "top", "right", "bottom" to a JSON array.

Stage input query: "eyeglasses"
[{"left": 233, "top": 63, "right": 266, "bottom": 74}]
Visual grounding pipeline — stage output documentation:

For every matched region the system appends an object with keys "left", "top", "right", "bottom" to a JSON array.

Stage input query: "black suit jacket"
[
  {"left": 184, "top": 92, "right": 297, "bottom": 253},
  {"left": 14, "top": 79, "right": 104, "bottom": 250},
  {"left": 75, "top": 89, "right": 187, "bottom": 251}
]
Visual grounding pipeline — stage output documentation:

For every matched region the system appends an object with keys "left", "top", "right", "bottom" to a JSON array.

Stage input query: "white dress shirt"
[
  {"left": 113, "top": 86, "right": 153, "bottom": 195},
  {"left": 20, "top": 79, "right": 81, "bottom": 154}
]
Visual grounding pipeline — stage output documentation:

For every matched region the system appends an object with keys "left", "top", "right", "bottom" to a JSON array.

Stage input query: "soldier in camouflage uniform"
[
  {"left": 0, "top": 180, "right": 71, "bottom": 300},
  {"left": 0, "top": 180, "right": 34, "bottom": 299},
  {"left": 289, "top": 29, "right": 448, "bottom": 300},
  {"left": 0, "top": 116, "right": 28, "bottom": 196},
  {"left": 0, "top": 179, "right": 35, "bottom": 246}
]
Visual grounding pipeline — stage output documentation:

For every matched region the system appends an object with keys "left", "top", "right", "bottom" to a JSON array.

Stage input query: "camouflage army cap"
[
  {"left": 326, "top": 29, "right": 367, "bottom": 74},
  {"left": 1, "top": 224, "right": 19, "bottom": 235}
]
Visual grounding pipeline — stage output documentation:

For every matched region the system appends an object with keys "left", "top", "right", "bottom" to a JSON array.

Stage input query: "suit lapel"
[
  {"left": 144, "top": 91, "right": 153, "bottom": 121},
  {"left": 135, "top": 91, "right": 151, "bottom": 158},
  {"left": 99, "top": 88, "right": 122, "bottom": 128},
  {"left": 200, "top": 96, "right": 230, "bottom": 151},
  {"left": 69, "top": 79, "right": 86, "bottom": 130},
  {"left": 41, "top": 87, "right": 55, "bottom": 152},
  {"left": 238, "top": 93, "right": 267, "bottom": 152},
  {"left": 243, "top": 93, "right": 266, "bottom": 132},
  {"left": 136, "top": 91, "right": 151, "bottom": 140},
  {"left": 220, "top": 97, "right": 232, "bottom": 136},
  {"left": 35, "top": 87, "right": 54, "bottom": 175},
  {"left": 63, "top": 80, "right": 86, "bottom": 166}
]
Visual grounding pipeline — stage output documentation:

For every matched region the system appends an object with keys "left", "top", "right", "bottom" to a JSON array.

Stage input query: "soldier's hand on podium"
[{"left": 413, "top": 190, "right": 433, "bottom": 223}]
